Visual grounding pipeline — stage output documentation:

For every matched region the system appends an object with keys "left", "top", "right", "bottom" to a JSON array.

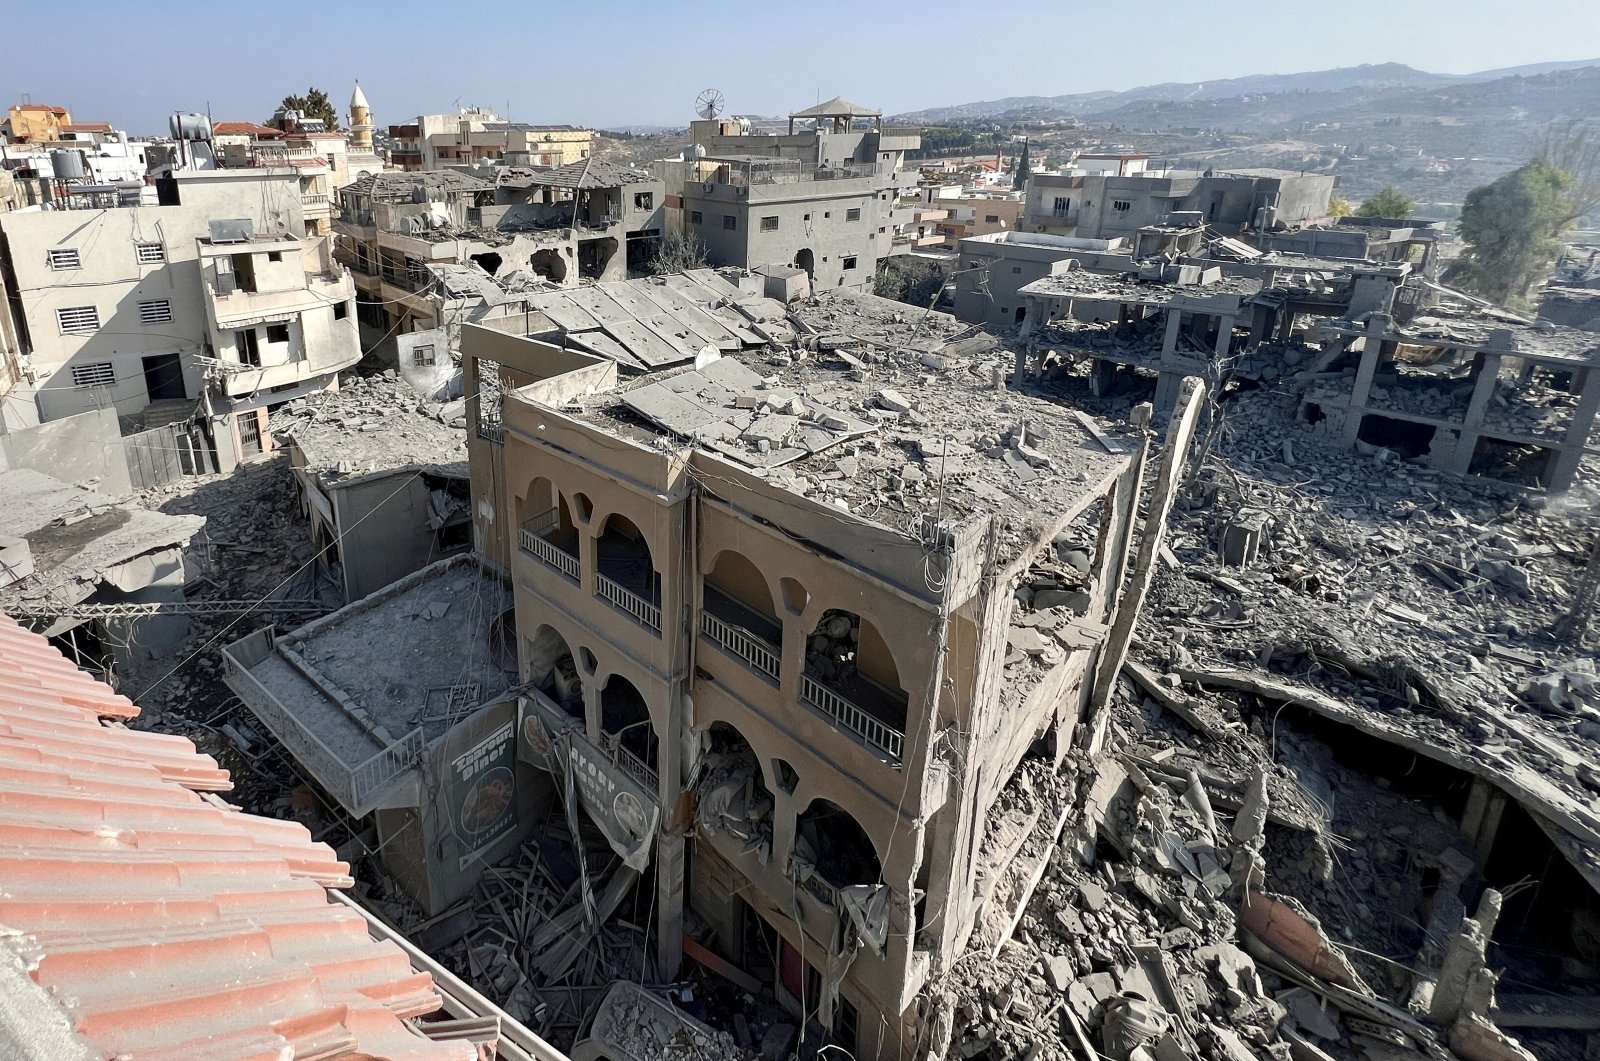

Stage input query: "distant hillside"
[{"left": 893, "top": 59, "right": 1600, "bottom": 124}]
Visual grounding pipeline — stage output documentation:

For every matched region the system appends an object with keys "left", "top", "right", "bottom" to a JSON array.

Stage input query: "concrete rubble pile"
[
  {"left": 404, "top": 809, "right": 653, "bottom": 1042},
  {"left": 272, "top": 368, "right": 470, "bottom": 475},
  {"left": 921, "top": 356, "right": 1597, "bottom": 1059}
]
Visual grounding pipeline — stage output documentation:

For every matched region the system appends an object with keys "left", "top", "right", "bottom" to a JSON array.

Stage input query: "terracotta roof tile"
[{"left": 0, "top": 613, "right": 481, "bottom": 1061}]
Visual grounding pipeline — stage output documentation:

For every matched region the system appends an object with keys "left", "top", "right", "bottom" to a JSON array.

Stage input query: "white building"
[{"left": 0, "top": 168, "right": 361, "bottom": 468}]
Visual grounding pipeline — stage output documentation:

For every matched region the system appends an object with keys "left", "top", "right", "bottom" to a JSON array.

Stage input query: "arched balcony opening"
[
  {"left": 802, "top": 609, "right": 910, "bottom": 762},
  {"left": 697, "top": 722, "right": 775, "bottom": 859},
  {"left": 599, "top": 673, "right": 658, "bottom": 786},
  {"left": 595, "top": 513, "right": 660, "bottom": 632},
  {"left": 525, "top": 624, "right": 583, "bottom": 722},
  {"left": 796, "top": 798, "right": 881, "bottom": 893},
  {"left": 701, "top": 551, "right": 781, "bottom": 682},
  {"left": 518, "top": 477, "right": 579, "bottom": 582}
]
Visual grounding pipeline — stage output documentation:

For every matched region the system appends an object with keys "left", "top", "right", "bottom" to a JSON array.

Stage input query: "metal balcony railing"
[
  {"left": 223, "top": 650, "right": 423, "bottom": 816},
  {"left": 596, "top": 573, "right": 661, "bottom": 633},
  {"left": 700, "top": 610, "right": 779, "bottom": 682},
  {"left": 519, "top": 510, "right": 578, "bottom": 582},
  {"left": 597, "top": 728, "right": 659, "bottom": 791},
  {"left": 800, "top": 673, "right": 905, "bottom": 763}
]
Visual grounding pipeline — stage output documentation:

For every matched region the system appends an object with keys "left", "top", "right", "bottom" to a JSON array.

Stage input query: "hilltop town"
[{"left": 0, "top": 67, "right": 1598, "bottom": 1061}]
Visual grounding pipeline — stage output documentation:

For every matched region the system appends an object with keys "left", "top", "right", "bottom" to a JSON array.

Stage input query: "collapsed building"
[
  {"left": 0, "top": 467, "right": 205, "bottom": 680},
  {"left": 334, "top": 165, "right": 667, "bottom": 340},
  {"left": 1010, "top": 254, "right": 1600, "bottom": 493},
  {"left": 196, "top": 248, "right": 1599, "bottom": 1061}
]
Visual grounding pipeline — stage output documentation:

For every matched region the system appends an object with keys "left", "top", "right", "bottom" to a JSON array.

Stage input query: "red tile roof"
[{"left": 0, "top": 613, "right": 479, "bottom": 1061}]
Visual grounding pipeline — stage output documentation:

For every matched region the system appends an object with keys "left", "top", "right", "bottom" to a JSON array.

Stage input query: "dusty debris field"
[{"left": 925, "top": 380, "right": 1599, "bottom": 1061}]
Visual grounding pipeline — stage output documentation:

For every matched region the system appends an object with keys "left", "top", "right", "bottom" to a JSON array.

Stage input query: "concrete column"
[
  {"left": 1214, "top": 314, "right": 1236, "bottom": 361},
  {"left": 1160, "top": 306, "right": 1184, "bottom": 360},
  {"left": 1278, "top": 308, "right": 1296, "bottom": 341},
  {"left": 1548, "top": 363, "right": 1600, "bottom": 492},
  {"left": 1342, "top": 341, "right": 1382, "bottom": 446},
  {"left": 1086, "top": 379, "right": 1204, "bottom": 754},
  {"left": 656, "top": 830, "right": 686, "bottom": 978},
  {"left": 1446, "top": 352, "right": 1502, "bottom": 476}
]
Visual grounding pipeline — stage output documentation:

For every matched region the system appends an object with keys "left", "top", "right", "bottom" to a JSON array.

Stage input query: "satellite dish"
[{"left": 695, "top": 89, "right": 725, "bottom": 120}]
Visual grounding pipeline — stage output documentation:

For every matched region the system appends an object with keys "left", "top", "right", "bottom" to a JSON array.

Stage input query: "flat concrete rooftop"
[
  {"left": 239, "top": 556, "right": 515, "bottom": 767},
  {"left": 0, "top": 469, "right": 205, "bottom": 613},
  {"left": 574, "top": 289, "right": 1136, "bottom": 547},
  {"left": 274, "top": 373, "right": 469, "bottom": 480},
  {"left": 1018, "top": 270, "right": 1263, "bottom": 305}
]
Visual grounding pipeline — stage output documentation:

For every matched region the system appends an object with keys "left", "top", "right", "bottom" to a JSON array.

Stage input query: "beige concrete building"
[
  {"left": 0, "top": 169, "right": 360, "bottom": 468},
  {"left": 656, "top": 99, "right": 922, "bottom": 293},
  {"left": 388, "top": 111, "right": 595, "bottom": 172},
  {"left": 334, "top": 164, "right": 664, "bottom": 341},
  {"left": 461, "top": 286, "right": 1147, "bottom": 1058}
]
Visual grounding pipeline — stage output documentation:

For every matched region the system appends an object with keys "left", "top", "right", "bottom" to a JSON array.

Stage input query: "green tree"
[
  {"left": 1327, "top": 196, "right": 1353, "bottom": 217},
  {"left": 1355, "top": 186, "right": 1414, "bottom": 218},
  {"left": 1445, "top": 158, "right": 1573, "bottom": 306},
  {"left": 273, "top": 87, "right": 340, "bottom": 130},
  {"left": 1012, "top": 138, "right": 1030, "bottom": 191}
]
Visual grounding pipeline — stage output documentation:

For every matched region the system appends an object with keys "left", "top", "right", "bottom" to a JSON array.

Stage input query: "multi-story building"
[
  {"left": 3, "top": 102, "right": 73, "bottom": 142},
  {"left": 334, "top": 164, "right": 663, "bottom": 339},
  {"left": 462, "top": 287, "right": 1146, "bottom": 1058},
  {"left": 657, "top": 98, "right": 922, "bottom": 293},
  {"left": 387, "top": 109, "right": 595, "bottom": 171},
  {"left": 1022, "top": 164, "right": 1336, "bottom": 244},
  {"left": 0, "top": 168, "right": 360, "bottom": 467}
]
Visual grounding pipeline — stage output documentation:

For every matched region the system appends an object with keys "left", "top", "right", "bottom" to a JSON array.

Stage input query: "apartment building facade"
[
  {"left": 334, "top": 165, "right": 663, "bottom": 339},
  {"left": 461, "top": 291, "right": 1145, "bottom": 1059},
  {"left": 1022, "top": 166, "right": 1336, "bottom": 243},
  {"left": 388, "top": 110, "right": 595, "bottom": 171},
  {"left": 659, "top": 99, "right": 922, "bottom": 292},
  {"left": 0, "top": 169, "right": 359, "bottom": 467}
]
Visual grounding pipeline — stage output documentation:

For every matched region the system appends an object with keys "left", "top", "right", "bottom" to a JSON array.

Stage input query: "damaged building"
[
  {"left": 333, "top": 165, "right": 666, "bottom": 342},
  {"left": 461, "top": 285, "right": 1153, "bottom": 1057},
  {"left": 275, "top": 371, "right": 474, "bottom": 603},
  {"left": 0, "top": 467, "right": 205, "bottom": 680},
  {"left": 656, "top": 98, "right": 922, "bottom": 293}
]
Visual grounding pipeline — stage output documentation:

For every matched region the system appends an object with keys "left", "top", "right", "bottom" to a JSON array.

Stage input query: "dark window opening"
[
  {"left": 238, "top": 328, "right": 261, "bottom": 367},
  {"left": 267, "top": 250, "right": 283, "bottom": 263},
  {"left": 265, "top": 324, "right": 290, "bottom": 344},
  {"left": 334, "top": 301, "right": 349, "bottom": 320},
  {"left": 471, "top": 251, "right": 503, "bottom": 277},
  {"left": 231, "top": 253, "right": 258, "bottom": 293},
  {"left": 1356, "top": 413, "right": 1434, "bottom": 460},
  {"left": 723, "top": 215, "right": 738, "bottom": 231}
]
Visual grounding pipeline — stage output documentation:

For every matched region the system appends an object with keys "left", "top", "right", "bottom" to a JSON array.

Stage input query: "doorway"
[{"left": 141, "top": 353, "right": 186, "bottom": 401}]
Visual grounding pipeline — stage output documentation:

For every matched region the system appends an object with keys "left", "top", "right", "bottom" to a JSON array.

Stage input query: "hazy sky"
[{"left": 11, "top": 0, "right": 1600, "bottom": 134}]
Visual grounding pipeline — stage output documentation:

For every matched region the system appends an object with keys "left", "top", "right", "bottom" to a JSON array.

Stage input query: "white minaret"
[{"left": 349, "top": 81, "right": 374, "bottom": 151}]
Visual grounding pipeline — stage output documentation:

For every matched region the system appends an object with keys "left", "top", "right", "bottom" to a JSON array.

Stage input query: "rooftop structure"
[
  {"left": 224, "top": 554, "right": 526, "bottom": 913},
  {"left": 0, "top": 611, "right": 500, "bottom": 1061},
  {"left": 0, "top": 468, "right": 205, "bottom": 677},
  {"left": 274, "top": 373, "right": 474, "bottom": 602}
]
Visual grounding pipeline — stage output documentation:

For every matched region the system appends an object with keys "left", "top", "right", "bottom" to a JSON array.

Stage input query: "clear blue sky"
[{"left": 12, "top": 0, "right": 1600, "bottom": 134}]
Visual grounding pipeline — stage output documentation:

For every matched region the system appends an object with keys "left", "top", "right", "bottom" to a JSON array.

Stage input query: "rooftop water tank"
[{"left": 49, "top": 150, "right": 85, "bottom": 180}]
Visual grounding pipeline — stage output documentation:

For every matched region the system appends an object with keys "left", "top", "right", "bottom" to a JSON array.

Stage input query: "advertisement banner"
[
  {"left": 451, "top": 719, "right": 517, "bottom": 870},
  {"left": 519, "top": 694, "right": 659, "bottom": 870}
]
